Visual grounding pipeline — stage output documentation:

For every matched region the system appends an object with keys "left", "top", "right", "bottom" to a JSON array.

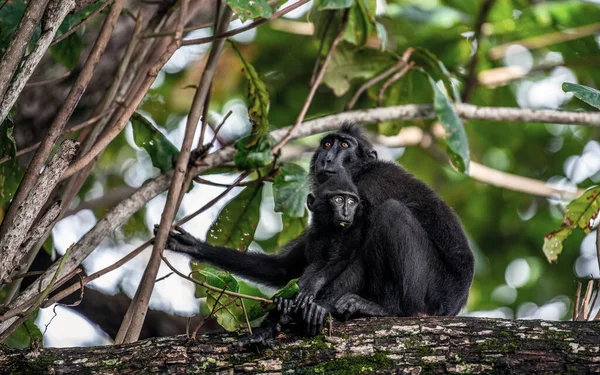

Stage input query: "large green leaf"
[
  {"left": 230, "top": 42, "right": 270, "bottom": 147},
  {"left": 227, "top": 0, "right": 272, "bottom": 22},
  {"left": 207, "top": 185, "right": 263, "bottom": 251},
  {"left": 273, "top": 163, "right": 309, "bottom": 218},
  {"left": 412, "top": 48, "right": 461, "bottom": 101},
  {"left": 195, "top": 268, "right": 245, "bottom": 331},
  {"left": 2, "top": 310, "right": 42, "bottom": 349},
  {"left": 0, "top": 116, "right": 22, "bottom": 210},
  {"left": 322, "top": 43, "right": 397, "bottom": 96},
  {"left": 426, "top": 74, "right": 470, "bottom": 174},
  {"left": 272, "top": 278, "right": 299, "bottom": 300},
  {"left": 562, "top": 82, "right": 600, "bottom": 110},
  {"left": 130, "top": 112, "right": 179, "bottom": 173},
  {"left": 233, "top": 134, "right": 275, "bottom": 170},
  {"left": 543, "top": 186, "right": 600, "bottom": 263}
]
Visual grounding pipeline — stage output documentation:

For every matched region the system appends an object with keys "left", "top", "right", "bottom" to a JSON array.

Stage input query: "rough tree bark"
[{"left": 0, "top": 317, "right": 598, "bottom": 374}]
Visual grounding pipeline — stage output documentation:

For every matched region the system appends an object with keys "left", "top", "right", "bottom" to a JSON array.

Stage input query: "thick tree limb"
[
  {"left": 1, "top": 317, "right": 599, "bottom": 374},
  {"left": 1, "top": 103, "right": 596, "bottom": 336},
  {"left": 0, "top": 140, "right": 79, "bottom": 284}
]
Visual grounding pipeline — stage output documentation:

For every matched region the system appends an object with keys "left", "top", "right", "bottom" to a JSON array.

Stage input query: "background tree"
[{"left": 0, "top": 0, "right": 599, "bottom": 367}]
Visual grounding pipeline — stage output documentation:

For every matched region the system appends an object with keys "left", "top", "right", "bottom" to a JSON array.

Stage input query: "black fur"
[{"left": 309, "top": 123, "right": 474, "bottom": 318}]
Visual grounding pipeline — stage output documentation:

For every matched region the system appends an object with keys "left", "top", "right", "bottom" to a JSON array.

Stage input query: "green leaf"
[
  {"left": 563, "top": 186, "right": 600, "bottom": 233},
  {"left": 375, "top": 22, "right": 388, "bottom": 50},
  {"left": 50, "top": 32, "right": 84, "bottom": 71},
  {"left": 50, "top": 1, "right": 103, "bottom": 70},
  {"left": 130, "top": 112, "right": 179, "bottom": 173},
  {"left": 542, "top": 186, "right": 600, "bottom": 263},
  {"left": 323, "top": 42, "right": 397, "bottom": 96},
  {"left": 278, "top": 213, "right": 309, "bottom": 247},
  {"left": 562, "top": 82, "right": 600, "bottom": 110},
  {"left": 0, "top": 116, "right": 22, "bottom": 209},
  {"left": 318, "top": 0, "right": 355, "bottom": 10},
  {"left": 543, "top": 227, "right": 572, "bottom": 264},
  {"left": 0, "top": 0, "right": 31, "bottom": 57},
  {"left": 207, "top": 184, "right": 263, "bottom": 251},
  {"left": 226, "top": 0, "right": 272, "bottom": 22},
  {"left": 230, "top": 42, "right": 270, "bottom": 147},
  {"left": 343, "top": 1, "right": 373, "bottom": 46},
  {"left": 193, "top": 268, "right": 272, "bottom": 331},
  {"left": 233, "top": 134, "right": 275, "bottom": 170},
  {"left": 412, "top": 48, "right": 461, "bottom": 102},
  {"left": 426, "top": 74, "right": 470, "bottom": 174},
  {"left": 273, "top": 163, "right": 309, "bottom": 218},
  {"left": 2, "top": 310, "right": 42, "bottom": 349},
  {"left": 272, "top": 278, "right": 299, "bottom": 300}
]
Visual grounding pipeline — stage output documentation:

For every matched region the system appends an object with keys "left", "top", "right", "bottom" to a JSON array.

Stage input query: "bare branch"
[
  {"left": 0, "top": 0, "right": 51, "bottom": 101},
  {"left": 181, "top": 0, "right": 310, "bottom": 46},
  {"left": 0, "top": 0, "right": 125, "bottom": 238},
  {"left": 119, "top": 0, "right": 200, "bottom": 344},
  {"left": 0, "top": 140, "right": 79, "bottom": 284},
  {"left": 0, "top": 0, "right": 76, "bottom": 124},
  {"left": 50, "top": 0, "right": 111, "bottom": 47}
]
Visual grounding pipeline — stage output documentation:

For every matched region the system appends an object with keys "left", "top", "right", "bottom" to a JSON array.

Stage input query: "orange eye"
[
  {"left": 341, "top": 141, "right": 349, "bottom": 148},
  {"left": 324, "top": 141, "right": 331, "bottom": 148}
]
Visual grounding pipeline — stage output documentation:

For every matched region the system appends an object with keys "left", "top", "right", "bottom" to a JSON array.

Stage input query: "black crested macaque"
[
  {"left": 289, "top": 170, "right": 364, "bottom": 334},
  {"left": 164, "top": 123, "right": 475, "bottom": 342},
  {"left": 308, "top": 123, "right": 474, "bottom": 319}
]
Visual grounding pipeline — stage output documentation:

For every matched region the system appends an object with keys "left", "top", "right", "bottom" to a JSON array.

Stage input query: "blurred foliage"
[{"left": 3, "top": 0, "right": 600, "bottom": 339}]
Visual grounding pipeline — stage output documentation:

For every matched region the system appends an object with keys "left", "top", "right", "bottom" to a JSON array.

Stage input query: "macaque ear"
[
  {"left": 307, "top": 194, "right": 315, "bottom": 212},
  {"left": 368, "top": 149, "right": 378, "bottom": 160}
]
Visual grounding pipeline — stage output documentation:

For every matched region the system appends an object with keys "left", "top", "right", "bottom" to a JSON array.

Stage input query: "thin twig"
[
  {"left": 574, "top": 281, "right": 582, "bottom": 321},
  {"left": 462, "top": 0, "right": 495, "bottom": 102},
  {"left": 181, "top": 0, "right": 310, "bottom": 46},
  {"left": 377, "top": 61, "right": 414, "bottom": 106},
  {"left": 240, "top": 298, "right": 252, "bottom": 335},
  {"left": 581, "top": 279, "right": 594, "bottom": 321},
  {"left": 50, "top": 0, "right": 112, "bottom": 47},
  {"left": 347, "top": 61, "right": 405, "bottom": 110},
  {"left": 119, "top": 0, "right": 224, "bottom": 344},
  {"left": 272, "top": 9, "right": 350, "bottom": 155},
  {"left": 586, "top": 281, "right": 599, "bottom": 321},
  {"left": 0, "top": 108, "right": 112, "bottom": 166},
  {"left": 24, "top": 71, "right": 72, "bottom": 87},
  {"left": 310, "top": 11, "right": 334, "bottom": 86},
  {"left": 155, "top": 272, "right": 174, "bottom": 283},
  {"left": 161, "top": 255, "right": 272, "bottom": 303}
]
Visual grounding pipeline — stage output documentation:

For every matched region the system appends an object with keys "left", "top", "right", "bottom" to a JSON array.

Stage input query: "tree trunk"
[{"left": 1, "top": 317, "right": 599, "bottom": 374}]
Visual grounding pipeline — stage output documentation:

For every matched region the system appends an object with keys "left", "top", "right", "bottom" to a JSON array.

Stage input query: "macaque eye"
[
  {"left": 341, "top": 141, "right": 349, "bottom": 148},
  {"left": 324, "top": 141, "right": 332, "bottom": 148},
  {"left": 347, "top": 198, "right": 356, "bottom": 206},
  {"left": 333, "top": 196, "right": 343, "bottom": 204}
]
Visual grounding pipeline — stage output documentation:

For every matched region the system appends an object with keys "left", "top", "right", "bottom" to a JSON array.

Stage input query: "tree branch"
[
  {"left": 0, "top": 0, "right": 76, "bottom": 124},
  {"left": 1, "top": 317, "right": 599, "bottom": 373},
  {"left": 0, "top": 140, "right": 79, "bottom": 284},
  {"left": 0, "top": 0, "right": 51, "bottom": 100}
]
